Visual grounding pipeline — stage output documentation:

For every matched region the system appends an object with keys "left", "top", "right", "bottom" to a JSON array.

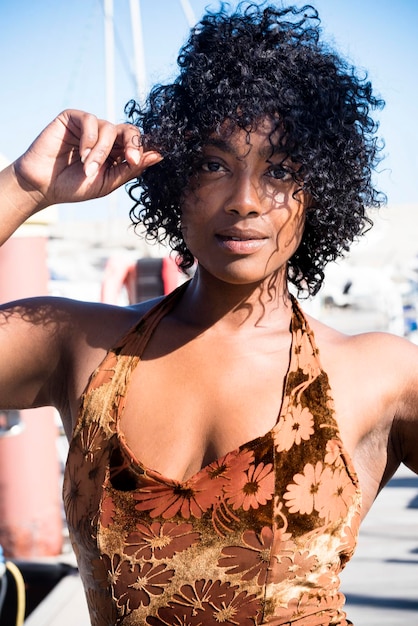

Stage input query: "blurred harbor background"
[
  {"left": 1, "top": 0, "right": 418, "bottom": 623},
  {"left": 46, "top": 199, "right": 418, "bottom": 338}
]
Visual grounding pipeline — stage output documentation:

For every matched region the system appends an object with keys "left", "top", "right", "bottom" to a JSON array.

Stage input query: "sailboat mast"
[
  {"left": 104, "top": 0, "right": 115, "bottom": 122},
  {"left": 129, "top": 0, "right": 147, "bottom": 104},
  {"left": 179, "top": 0, "right": 196, "bottom": 27}
]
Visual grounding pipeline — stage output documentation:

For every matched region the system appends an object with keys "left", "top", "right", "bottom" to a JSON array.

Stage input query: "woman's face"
[{"left": 180, "top": 118, "right": 308, "bottom": 287}]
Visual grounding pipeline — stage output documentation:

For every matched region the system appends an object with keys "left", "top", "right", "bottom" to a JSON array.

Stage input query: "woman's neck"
[{"left": 175, "top": 265, "right": 293, "bottom": 332}]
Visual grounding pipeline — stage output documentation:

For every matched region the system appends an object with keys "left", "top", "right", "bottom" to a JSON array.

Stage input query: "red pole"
[{"left": 0, "top": 217, "right": 62, "bottom": 557}]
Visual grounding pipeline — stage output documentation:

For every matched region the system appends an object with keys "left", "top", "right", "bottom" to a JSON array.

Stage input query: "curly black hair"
[{"left": 126, "top": 1, "right": 385, "bottom": 296}]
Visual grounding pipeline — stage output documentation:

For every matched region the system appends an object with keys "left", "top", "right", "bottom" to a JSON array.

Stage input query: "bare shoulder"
[
  {"left": 0, "top": 294, "right": 161, "bottom": 426},
  {"left": 306, "top": 311, "right": 418, "bottom": 379},
  {"left": 0, "top": 293, "right": 162, "bottom": 344},
  {"left": 30, "top": 294, "right": 163, "bottom": 373},
  {"left": 307, "top": 312, "right": 418, "bottom": 477}
]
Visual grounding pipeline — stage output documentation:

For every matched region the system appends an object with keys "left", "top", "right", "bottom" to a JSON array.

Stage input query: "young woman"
[{"left": 1, "top": 4, "right": 417, "bottom": 624}]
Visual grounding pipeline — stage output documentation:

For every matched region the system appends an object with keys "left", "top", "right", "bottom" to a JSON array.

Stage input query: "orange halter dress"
[{"left": 63, "top": 285, "right": 361, "bottom": 625}]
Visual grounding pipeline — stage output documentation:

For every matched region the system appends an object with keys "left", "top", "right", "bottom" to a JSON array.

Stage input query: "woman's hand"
[{"left": 13, "top": 109, "right": 162, "bottom": 210}]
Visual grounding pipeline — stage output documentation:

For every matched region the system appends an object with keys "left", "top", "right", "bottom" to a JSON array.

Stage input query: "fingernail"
[
  {"left": 80, "top": 148, "right": 91, "bottom": 164},
  {"left": 85, "top": 161, "right": 99, "bottom": 178},
  {"left": 131, "top": 149, "right": 140, "bottom": 165}
]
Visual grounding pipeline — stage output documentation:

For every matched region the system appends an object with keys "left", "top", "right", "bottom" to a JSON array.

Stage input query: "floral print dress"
[{"left": 63, "top": 284, "right": 361, "bottom": 626}]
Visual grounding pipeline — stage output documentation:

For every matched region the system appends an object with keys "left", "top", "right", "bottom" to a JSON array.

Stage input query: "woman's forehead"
[{"left": 204, "top": 117, "right": 285, "bottom": 158}]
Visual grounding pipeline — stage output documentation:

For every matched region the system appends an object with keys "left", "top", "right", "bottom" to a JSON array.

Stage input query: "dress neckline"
[{"left": 113, "top": 286, "right": 315, "bottom": 486}]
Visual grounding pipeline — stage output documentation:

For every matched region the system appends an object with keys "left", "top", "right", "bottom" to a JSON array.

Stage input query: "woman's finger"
[{"left": 81, "top": 119, "right": 119, "bottom": 178}]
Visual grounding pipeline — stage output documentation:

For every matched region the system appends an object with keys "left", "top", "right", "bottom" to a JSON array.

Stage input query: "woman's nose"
[{"left": 224, "top": 175, "right": 262, "bottom": 217}]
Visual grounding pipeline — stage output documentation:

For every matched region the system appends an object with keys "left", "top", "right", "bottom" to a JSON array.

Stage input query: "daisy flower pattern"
[
  {"left": 275, "top": 403, "right": 315, "bottom": 452},
  {"left": 218, "top": 527, "right": 274, "bottom": 585},
  {"left": 133, "top": 477, "right": 217, "bottom": 519},
  {"left": 224, "top": 461, "right": 275, "bottom": 511},
  {"left": 124, "top": 521, "right": 200, "bottom": 561},
  {"left": 63, "top": 288, "right": 362, "bottom": 625},
  {"left": 283, "top": 462, "right": 328, "bottom": 516}
]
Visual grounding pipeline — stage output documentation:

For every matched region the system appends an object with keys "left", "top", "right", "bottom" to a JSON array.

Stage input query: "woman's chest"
[{"left": 119, "top": 344, "right": 291, "bottom": 482}]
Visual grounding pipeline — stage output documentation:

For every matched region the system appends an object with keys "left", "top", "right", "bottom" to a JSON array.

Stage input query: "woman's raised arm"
[{"left": 0, "top": 109, "right": 162, "bottom": 244}]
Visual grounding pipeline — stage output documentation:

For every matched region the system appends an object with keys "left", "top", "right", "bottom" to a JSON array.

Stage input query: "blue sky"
[{"left": 1, "top": 0, "right": 417, "bottom": 215}]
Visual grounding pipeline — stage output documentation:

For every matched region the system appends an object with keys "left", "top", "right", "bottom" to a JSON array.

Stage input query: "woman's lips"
[{"left": 215, "top": 230, "right": 268, "bottom": 254}]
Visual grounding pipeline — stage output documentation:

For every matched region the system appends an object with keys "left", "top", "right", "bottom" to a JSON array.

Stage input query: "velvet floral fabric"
[{"left": 63, "top": 285, "right": 361, "bottom": 626}]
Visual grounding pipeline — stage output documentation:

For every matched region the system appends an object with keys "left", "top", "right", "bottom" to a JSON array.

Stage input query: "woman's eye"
[
  {"left": 267, "top": 165, "right": 293, "bottom": 181},
  {"left": 200, "top": 160, "right": 225, "bottom": 173}
]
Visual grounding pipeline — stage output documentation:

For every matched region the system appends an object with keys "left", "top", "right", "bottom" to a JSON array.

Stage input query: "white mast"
[
  {"left": 104, "top": 0, "right": 116, "bottom": 230},
  {"left": 102, "top": 0, "right": 197, "bottom": 227},
  {"left": 128, "top": 0, "right": 196, "bottom": 104},
  {"left": 179, "top": 0, "right": 196, "bottom": 28},
  {"left": 104, "top": 0, "right": 116, "bottom": 122},
  {"left": 129, "top": 0, "right": 147, "bottom": 104}
]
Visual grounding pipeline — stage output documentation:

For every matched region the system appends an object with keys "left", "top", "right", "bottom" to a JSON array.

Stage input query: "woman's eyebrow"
[
  {"left": 259, "top": 145, "right": 287, "bottom": 160},
  {"left": 203, "top": 138, "right": 235, "bottom": 154},
  {"left": 203, "top": 137, "right": 288, "bottom": 161}
]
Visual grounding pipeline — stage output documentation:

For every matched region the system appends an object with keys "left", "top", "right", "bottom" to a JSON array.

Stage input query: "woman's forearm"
[{"left": 0, "top": 163, "right": 49, "bottom": 246}]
